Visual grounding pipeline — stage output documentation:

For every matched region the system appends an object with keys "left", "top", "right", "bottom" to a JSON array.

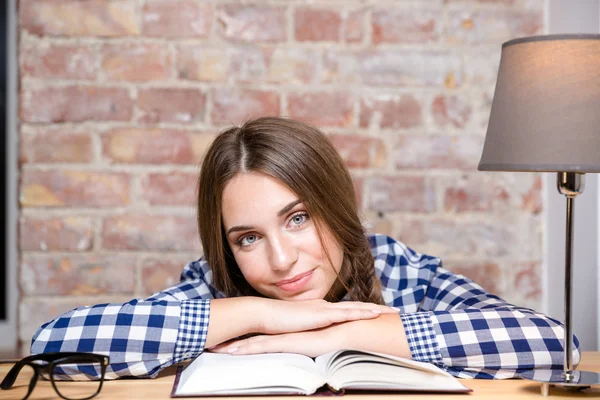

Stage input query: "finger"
[
  {"left": 230, "top": 334, "right": 291, "bottom": 355},
  {"left": 325, "top": 308, "right": 385, "bottom": 324},
  {"left": 377, "top": 305, "right": 401, "bottom": 314},
  {"left": 207, "top": 341, "right": 239, "bottom": 353},
  {"left": 220, "top": 335, "right": 271, "bottom": 354},
  {"left": 208, "top": 346, "right": 230, "bottom": 354},
  {"left": 325, "top": 302, "right": 400, "bottom": 314},
  {"left": 206, "top": 337, "right": 251, "bottom": 353}
]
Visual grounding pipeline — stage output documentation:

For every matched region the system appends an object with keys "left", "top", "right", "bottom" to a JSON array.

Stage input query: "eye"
[
  {"left": 288, "top": 212, "right": 309, "bottom": 227},
  {"left": 238, "top": 234, "right": 259, "bottom": 247}
]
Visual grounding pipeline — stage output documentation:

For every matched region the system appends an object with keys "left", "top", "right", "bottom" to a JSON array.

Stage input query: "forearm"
[
  {"left": 430, "top": 308, "right": 580, "bottom": 373},
  {"left": 31, "top": 299, "right": 191, "bottom": 379},
  {"left": 335, "top": 314, "right": 412, "bottom": 359},
  {"left": 205, "top": 297, "right": 263, "bottom": 348}
]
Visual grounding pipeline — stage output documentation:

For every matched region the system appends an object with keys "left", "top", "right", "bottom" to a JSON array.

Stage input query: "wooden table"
[{"left": 1, "top": 353, "right": 599, "bottom": 399}]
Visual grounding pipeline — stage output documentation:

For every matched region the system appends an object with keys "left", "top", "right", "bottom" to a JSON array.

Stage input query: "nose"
[{"left": 268, "top": 234, "right": 298, "bottom": 272}]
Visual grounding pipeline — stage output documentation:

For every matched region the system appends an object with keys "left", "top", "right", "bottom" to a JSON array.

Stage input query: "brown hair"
[{"left": 197, "top": 117, "right": 383, "bottom": 304}]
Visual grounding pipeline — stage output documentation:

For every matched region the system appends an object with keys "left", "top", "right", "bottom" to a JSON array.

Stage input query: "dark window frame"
[{"left": 1, "top": 0, "right": 8, "bottom": 322}]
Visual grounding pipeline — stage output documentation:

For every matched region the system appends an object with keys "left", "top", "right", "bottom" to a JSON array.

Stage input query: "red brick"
[
  {"left": 140, "top": 172, "right": 198, "bottom": 206},
  {"left": 142, "top": 1, "right": 211, "bottom": 38},
  {"left": 407, "top": 216, "right": 540, "bottom": 258},
  {"left": 447, "top": 8, "right": 542, "bottom": 44},
  {"left": 211, "top": 88, "right": 280, "bottom": 125},
  {"left": 474, "top": 90, "right": 495, "bottom": 130},
  {"left": 102, "top": 215, "right": 201, "bottom": 251},
  {"left": 295, "top": 8, "right": 341, "bottom": 42},
  {"left": 362, "top": 211, "right": 394, "bottom": 237},
  {"left": 20, "top": 130, "right": 93, "bottom": 163},
  {"left": 392, "top": 216, "right": 425, "bottom": 245},
  {"left": 266, "top": 48, "right": 319, "bottom": 84},
  {"left": 21, "top": 170, "right": 131, "bottom": 207},
  {"left": 372, "top": 8, "right": 441, "bottom": 44},
  {"left": 329, "top": 135, "right": 386, "bottom": 169},
  {"left": 21, "top": 86, "right": 133, "bottom": 123},
  {"left": 20, "top": 0, "right": 139, "bottom": 37},
  {"left": 394, "top": 135, "right": 483, "bottom": 170},
  {"left": 216, "top": 5, "right": 286, "bottom": 42},
  {"left": 287, "top": 92, "right": 353, "bottom": 127},
  {"left": 137, "top": 88, "right": 205, "bottom": 124},
  {"left": 464, "top": 47, "right": 502, "bottom": 85},
  {"left": 366, "top": 176, "right": 435, "bottom": 213},
  {"left": 102, "top": 43, "right": 172, "bottom": 82},
  {"left": 20, "top": 217, "right": 93, "bottom": 251},
  {"left": 177, "top": 45, "right": 229, "bottom": 82},
  {"left": 360, "top": 94, "right": 422, "bottom": 129},
  {"left": 102, "top": 128, "right": 214, "bottom": 164},
  {"left": 432, "top": 94, "right": 472, "bottom": 128},
  {"left": 352, "top": 176, "right": 364, "bottom": 209},
  {"left": 343, "top": 10, "right": 365, "bottom": 43},
  {"left": 440, "top": 173, "right": 542, "bottom": 213},
  {"left": 177, "top": 45, "right": 265, "bottom": 83},
  {"left": 442, "top": 261, "right": 501, "bottom": 294},
  {"left": 140, "top": 258, "right": 190, "bottom": 295},
  {"left": 521, "top": 175, "right": 542, "bottom": 213},
  {"left": 177, "top": 45, "right": 318, "bottom": 85},
  {"left": 323, "top": 49, "right": 463, "bottom": 88},
  {"left": 509, "top": 261, "right": 542, "bottom": 302},
  {"left": 21, "top": 41, "right": 97, "bottom": 79},
  {"left": 21, "top": 254, "right": 136, "bottom": 296},
  {"left": 443, "top": 175, "right": 510, "bottom": 212},
  {"left": 446, "top": 0, "right": 516, "bottom": 3}
]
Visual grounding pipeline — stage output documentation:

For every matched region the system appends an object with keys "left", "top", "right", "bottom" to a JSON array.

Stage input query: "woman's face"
[{"left": 221, "top": 172, "right": 343, "bottom": 301}]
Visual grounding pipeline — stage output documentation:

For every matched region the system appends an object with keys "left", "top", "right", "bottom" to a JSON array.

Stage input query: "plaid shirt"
[{"left": 31, "top": 234, "right": 580, "bottom": 380}]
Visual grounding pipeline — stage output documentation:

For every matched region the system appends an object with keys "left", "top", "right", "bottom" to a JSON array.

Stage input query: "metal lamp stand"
[{"left": 527, "top": 172, "right": 600, "bottom": 396}]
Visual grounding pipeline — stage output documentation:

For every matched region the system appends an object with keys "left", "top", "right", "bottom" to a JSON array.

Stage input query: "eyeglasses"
[{"left": 1, "top": 352, "right": 109, "bottom": 400}]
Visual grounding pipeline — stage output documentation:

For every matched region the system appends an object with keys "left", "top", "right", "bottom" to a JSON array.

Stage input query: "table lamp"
[{"left": 478, "top": 34, "right": 600, "bottom": 396}]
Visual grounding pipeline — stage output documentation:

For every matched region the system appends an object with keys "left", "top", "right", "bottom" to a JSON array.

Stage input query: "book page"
[
  {"left": 315, "top": 350, "right": 468, "bottom": 392},
  {"left": 176, "top": 353, "right": 326, "bottom": 396}
]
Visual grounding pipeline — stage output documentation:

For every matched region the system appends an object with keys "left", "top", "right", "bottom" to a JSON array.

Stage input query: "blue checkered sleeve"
[
  {"left": 423, "top": 268, "right": 580, "bottom": 379},
  {"left": 369, "top": 234, "right": 581, "bottom": 379},
  {"left": 31, "top": 258, "right": 222, "bottom": 380},
  {"left": 400, "top": 311, "right": 442, "bottom": 364}
]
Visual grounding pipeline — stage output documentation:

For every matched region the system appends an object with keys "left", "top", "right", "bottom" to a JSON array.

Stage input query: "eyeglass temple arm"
[
  {"left": 1, "top": 360, "right": 29, "bottom": 389},
  {"left": 1, "top": 352, "right": 65, "bottom": 389}
]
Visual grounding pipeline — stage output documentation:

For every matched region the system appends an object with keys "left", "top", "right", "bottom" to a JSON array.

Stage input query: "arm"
[
  {"left": 401, "top": 266, "right": 581, "bottom": 379},
  {"left": 363, "top": 234, "right": 581, "bottom": 379},
  {"left": 332, "top": 313, "right": 411, "bottom": 358},
  {"left": 31, "top": 258, "right": 219, "bottom": 380},
  {"left": 31, "top": 256, "right": 395, "bottom": 380}
]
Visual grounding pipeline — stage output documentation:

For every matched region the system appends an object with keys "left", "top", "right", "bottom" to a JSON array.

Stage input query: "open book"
[{"left": 171, "top": 350, "right": 470, "bottom": 397}]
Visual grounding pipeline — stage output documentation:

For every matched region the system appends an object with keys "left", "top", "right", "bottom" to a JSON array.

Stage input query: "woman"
[{"left": 31, "top": 117, "right": 579, "bottom": 380}]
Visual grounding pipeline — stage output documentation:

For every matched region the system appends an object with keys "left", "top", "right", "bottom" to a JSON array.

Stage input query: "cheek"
[
  {"left": 234, "top": 252, "right": 269, "bottom": 285},
  {"left": 318, "top": 233, "right": 344, "bottom": 273}
]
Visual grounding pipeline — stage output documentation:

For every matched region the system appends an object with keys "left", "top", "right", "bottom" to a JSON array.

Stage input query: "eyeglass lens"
[{"left": 52, "top": 361, "right": 104, "bottom": 400}]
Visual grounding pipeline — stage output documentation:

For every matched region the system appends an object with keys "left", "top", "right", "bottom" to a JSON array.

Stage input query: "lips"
[{"left": 275, "top": 269, "right": 314, "bottom": 287}]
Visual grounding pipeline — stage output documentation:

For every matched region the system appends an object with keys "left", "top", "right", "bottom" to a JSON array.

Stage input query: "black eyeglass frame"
[{"left": 0, "top": 352, "right": 109, "bottom": 400}]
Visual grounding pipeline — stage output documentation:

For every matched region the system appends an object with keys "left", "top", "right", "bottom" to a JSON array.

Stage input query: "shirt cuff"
[
  {"left": 173, "top": 299, "right": 211, "bottom": 364},
  {"left": 400, "top": 311, "right": 443, "bottom": 364}
]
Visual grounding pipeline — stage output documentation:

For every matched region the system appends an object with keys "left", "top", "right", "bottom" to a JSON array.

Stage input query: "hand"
[
  {"left": 209, "top": 313, "right": 412, "bottom": 360},
  {"left": 256, "top": 298, "right": 399, "bottom": 335},
  {"left": 209, "top": 327, "right": 345, "bottom": 358}
]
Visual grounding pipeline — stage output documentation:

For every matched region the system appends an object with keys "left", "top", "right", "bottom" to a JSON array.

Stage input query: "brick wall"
[{"left": 17, "top": 0, "right": 544, "bottom": 352}]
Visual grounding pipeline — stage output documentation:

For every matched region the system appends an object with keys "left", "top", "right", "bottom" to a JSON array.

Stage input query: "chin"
[{"left": 277, "top": 289, "right": 326, "bottom": 301}]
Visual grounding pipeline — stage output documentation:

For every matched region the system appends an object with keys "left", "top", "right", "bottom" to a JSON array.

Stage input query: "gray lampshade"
[{"left": 479, "top": 34, "right": 600, "bottom": 173}]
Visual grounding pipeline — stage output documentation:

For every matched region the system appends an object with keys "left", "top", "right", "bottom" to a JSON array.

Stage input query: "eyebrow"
[{"left": 226, "top": 199, "right": 302, "bottom": 236}]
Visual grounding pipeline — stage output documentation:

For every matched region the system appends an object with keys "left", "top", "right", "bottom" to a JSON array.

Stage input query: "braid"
[{"left": 348, "top": 246, "right": 384, "bottom": 305}]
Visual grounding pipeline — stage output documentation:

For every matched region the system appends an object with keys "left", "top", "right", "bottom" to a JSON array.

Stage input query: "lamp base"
[{"left": 522, "top": 370, "right": 600, "bottom": 396}]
